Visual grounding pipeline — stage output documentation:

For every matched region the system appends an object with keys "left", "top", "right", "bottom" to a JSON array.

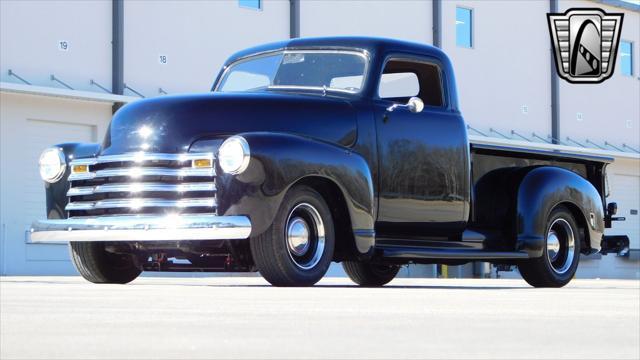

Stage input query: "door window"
[
  {"left": 379, "top": 72, "right": 419, "bottom": 99},
  {"left": 379, "top": 59, "right": 444, "bottom": 107}
]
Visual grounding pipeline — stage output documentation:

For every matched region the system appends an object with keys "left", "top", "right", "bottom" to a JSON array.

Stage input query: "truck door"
[{"left": 374, "top": 57, "right": 469, "bottom": 238}]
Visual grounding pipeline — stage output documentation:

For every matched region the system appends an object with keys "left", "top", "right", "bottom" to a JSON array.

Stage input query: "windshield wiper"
[{"left": 266, "top": 85, "right": 358, "bottom": 95}]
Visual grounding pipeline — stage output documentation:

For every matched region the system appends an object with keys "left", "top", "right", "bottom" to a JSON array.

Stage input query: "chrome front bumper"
[{"left": 29, "top": 215, "right": 252, "bottom": 243}]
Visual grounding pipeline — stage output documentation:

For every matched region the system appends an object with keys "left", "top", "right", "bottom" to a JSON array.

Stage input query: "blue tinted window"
[
  {"left": 620, "top": 41, "right": 633, "bottom": 76},
  {"left": 239, "top": 0, "right": 261, "bottom": 10},
  {"left": 218, "top": 54, "right": 282, "bottom": 92},
  {"left": 456, "top": 7, "right": 473, "bottom": 48}
]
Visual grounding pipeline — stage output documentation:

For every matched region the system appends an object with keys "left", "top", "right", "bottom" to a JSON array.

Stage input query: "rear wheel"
[
  {"left": 69, "top": 242, "right": 141, "bottom": 284},
  {"left": 518, "top": 206, "right": 581, "bottom": 288},
  {"left": 250, "top": 185, "right": 335, "bottom": 287},
  {"left": 343, "top": 261, "right": 400, "bottom": 286}
]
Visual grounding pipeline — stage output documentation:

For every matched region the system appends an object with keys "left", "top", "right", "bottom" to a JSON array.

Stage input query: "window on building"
[
  {"left": 620, "top": 41, "right": 633, "bottom": 76},
  {"left": 456, "top": 7, "right": 473, "bottom": 48},
  {"left": 239, "top": 0, "right": 261, "bottom": 10}
]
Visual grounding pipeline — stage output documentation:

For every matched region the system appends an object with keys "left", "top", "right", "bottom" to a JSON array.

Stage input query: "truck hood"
[{"left": 101, "top": 92, "right": 358, "bottom": 154}]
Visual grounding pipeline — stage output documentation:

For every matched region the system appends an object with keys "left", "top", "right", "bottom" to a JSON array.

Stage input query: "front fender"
[
  {"left": 516, "top": 166, "right": 605, "bottom": 257},
  {"left": 45, "top": 143, "right": 101, "bottom": 219},
  {"left": 214, "top": 132, "right": 375, "bottom": 254}
]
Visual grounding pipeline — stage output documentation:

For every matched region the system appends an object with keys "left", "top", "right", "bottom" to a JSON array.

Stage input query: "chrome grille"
[{"left": 66, "top": 152, "right": 216, "bottom": 217}]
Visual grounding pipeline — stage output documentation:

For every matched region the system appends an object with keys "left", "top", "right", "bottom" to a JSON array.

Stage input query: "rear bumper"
[
  {"left": 600, "top": 235, "right": 630, "bottom": 255},
  {"left": 30, "top": 215, "right": 251, "bottom": 243}
]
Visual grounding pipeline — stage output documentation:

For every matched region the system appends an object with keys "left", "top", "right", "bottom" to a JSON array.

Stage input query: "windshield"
[{"left": 216, "top": 50, "right": 368, "bottom": 94}]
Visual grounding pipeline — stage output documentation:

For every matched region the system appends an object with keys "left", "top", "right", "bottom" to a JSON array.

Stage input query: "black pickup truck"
[{"left": 31, "top": 37, "right": 626, "bottom": 287}]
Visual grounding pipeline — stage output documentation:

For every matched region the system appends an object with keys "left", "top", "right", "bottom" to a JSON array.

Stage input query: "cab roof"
[
  {"left": 225, "top": 36, "right": 449, "bottom": 65},
  {"left": 220, "top": 36, "right": 459, "bottom": 112}
]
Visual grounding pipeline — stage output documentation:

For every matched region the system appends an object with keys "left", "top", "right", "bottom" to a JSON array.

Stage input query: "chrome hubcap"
[
  {"left": 287, "top": 217, "right": 310, "bottom": 256},
  {"left": 285, "top": 203, "right": 325, "bottom": 270},
  {"left": 546, "top": 218, "right": 575, "bottom": 274},
  {"left": 547, "top": 230, "right": 561, "bottom": 261}
]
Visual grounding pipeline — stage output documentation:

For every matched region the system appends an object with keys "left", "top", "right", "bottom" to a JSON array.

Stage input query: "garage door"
[
  {"left": 609, "top": 174, "right": 640, "bottom": 249},
  {"left": 23, "top": 119, "right": 96, "bottom": 228},
  {"left": 0, "top": 118, "right": 96, "bottom": 274},
  {"left": 13, "top": 119, "right": 96, "bottom": 267}
]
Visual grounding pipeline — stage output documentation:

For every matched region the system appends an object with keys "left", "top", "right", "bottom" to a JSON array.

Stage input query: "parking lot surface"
[{"left": 1, "top": 276, "right": 639, "bottom": 359}]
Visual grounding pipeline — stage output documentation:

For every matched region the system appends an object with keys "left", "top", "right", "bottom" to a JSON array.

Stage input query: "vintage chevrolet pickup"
[{"left": 31, "top": 37, "right": 627, "bottom": 287}]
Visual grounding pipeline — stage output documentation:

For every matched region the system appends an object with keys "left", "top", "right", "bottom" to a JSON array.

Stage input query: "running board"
[{"left": 379, "top": 246, "right": 530, "bottom": 260}]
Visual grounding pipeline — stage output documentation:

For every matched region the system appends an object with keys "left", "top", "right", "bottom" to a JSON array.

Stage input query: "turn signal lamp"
[
  {"left": 72, "top": 164, "right": 89, "bottom": 174},
  {"left": 192, "top": 159, "right": 213, "bottom": 168}
]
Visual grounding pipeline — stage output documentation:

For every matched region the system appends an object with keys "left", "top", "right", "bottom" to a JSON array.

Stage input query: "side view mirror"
[
  {"left": 607, "top": 202, "right": 618, "bottom": 216},
  {"left": 386, "top": 97, "right": 424, "bottom": 114}
]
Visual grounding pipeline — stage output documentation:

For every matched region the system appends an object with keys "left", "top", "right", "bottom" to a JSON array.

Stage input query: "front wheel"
[
  {"left": 343, "top": 261, "right": 400, "bottom": 286},
  {"left": 69, "top": 242, "right": 141, "bottom": 284},
  {"left": 250, "top": 185, "right": 335, "bottom": 287},
  {"left": 518, "top": 206, "right": 581, "bottom": 287}
]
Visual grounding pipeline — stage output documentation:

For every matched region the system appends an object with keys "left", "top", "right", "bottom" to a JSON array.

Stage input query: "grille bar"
[
  {"left": 66, "top": 198, "right": 217, "bottom": 211},
  {"left": 70, "top": 152, "right": 214, "bottom": 166},
  {"left": 67, "top": 182, "right": 216, "bottom": 196},
  {"left": 68, "top": 167, "right": 215, "bottom": 181}
]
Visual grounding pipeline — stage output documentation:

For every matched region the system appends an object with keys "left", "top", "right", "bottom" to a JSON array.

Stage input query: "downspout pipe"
[
  {"left": 290, "top": 0, "right": 300, "bottom": 38},
  {"left": 112, "top": 0, "right": 124, "bottom": 112},
  {"left": 433, "top": 0, "right": 442, "bottom": 48},
  {"left": 550, "top": 0, "right": 560, "bottom": 144}
]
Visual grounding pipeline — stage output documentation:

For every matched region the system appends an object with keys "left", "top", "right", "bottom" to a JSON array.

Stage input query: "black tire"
[
  {"left": 250, "top": 185, "right": 335, "bottom": 287},
  {"left": 342, "top": 261, "right": 400, "bottom": 287},
  {"left": 518, "top": 206, "right": 581, "bottom": 288},
  {"left": 69, "top": 242, "right": 142, "bottom": 284}
]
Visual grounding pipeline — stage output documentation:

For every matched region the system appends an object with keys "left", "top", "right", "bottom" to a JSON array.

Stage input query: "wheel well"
[
  {"left": 556, "top": 202, "right": 590, "bottom": 253},
  {"left": 292, "top": 176, "right": 356, "bottom": 262}
]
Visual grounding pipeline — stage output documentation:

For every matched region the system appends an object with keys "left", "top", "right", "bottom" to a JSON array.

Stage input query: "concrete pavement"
[{"left": 1, "top": 276, "right": 639, "bottom": 359}]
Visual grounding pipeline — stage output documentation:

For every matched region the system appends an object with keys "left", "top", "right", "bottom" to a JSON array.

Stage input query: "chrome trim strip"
[
  {"left": 70, "top": 152, "right": 214, "bottom": 166},
  {"left": 67, "top": 182, "right": 216, "bottom": 196},
  {"left": 29, "top": 215, "right": 251, "bottom": 242},
  {"left": 65, "top": 198, "right": 216, "bottom": 211},
  {"left": 68, "top": 167, "right": 215, "bottom": 181},
  {"left": 67, "top": 172, "right": 97, "bottom": 180}
]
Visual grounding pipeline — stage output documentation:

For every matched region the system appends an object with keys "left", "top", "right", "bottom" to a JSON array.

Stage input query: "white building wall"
[
  {"left": 0, "top": 93, "right": 113, "bottom": 275},
  {"left": 442, "top": 0, "right": 553, "bottom": 138},
  {"left": 300, "top": 0, "right": 433, "bottom": 44},
  {"left": 0, "top": 0, "right": 112, "bottom": 92},
  {"left": 559, "top": 0, "right": 640, "bottom": 149},
  {"left": 123, "top": 0, "right": 290, "bottom": 96}
]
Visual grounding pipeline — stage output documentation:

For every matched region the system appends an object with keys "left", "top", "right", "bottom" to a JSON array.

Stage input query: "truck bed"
[
  {"left": 470, "top": 142, "right": 614, "bottom": 164},
  {"left": 469, "top": 141, "right": 612, "bottom": 239}
]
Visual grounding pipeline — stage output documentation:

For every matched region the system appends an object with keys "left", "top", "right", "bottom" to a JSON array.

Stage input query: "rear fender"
[{"left": 516, "top": 166, "right": 605, "bottom": 257}]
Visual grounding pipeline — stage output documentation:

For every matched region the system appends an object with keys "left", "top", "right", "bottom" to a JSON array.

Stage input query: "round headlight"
[
  {"left": 39, "top": 147, "right": 66, "bottom": 183},
  {"left": 218, "top": 136, "right": 250, "bottom": 175}
]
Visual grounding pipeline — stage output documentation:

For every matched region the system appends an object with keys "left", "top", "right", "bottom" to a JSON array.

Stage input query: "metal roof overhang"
[{"left": 0, "top": 81, "right": 139, "bottom": 104}]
